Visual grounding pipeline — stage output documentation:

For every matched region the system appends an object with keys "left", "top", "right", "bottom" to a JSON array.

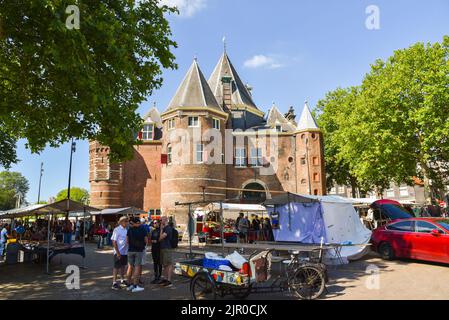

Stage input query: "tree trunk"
[{"left": 350, "top": 177, "right": 357, "bottom": 198}]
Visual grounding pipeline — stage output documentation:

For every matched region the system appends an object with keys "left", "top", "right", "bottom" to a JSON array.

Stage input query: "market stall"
[
  {"left": 264, "top": 193, "right": 372, "bottom": 264},
  {"left": 0, "top": 199, "right": 100, "bottom": 273},
  {"left": 196, "top": 203, "right": 267, "bottom": 243}
]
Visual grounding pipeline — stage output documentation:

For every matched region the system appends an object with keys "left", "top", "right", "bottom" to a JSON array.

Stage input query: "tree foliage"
[
  {"left": 55, "top": 187, "right": 89, "bottom": 204},
  {"left": 317, "top": 36, "right": 449, "bottom": 198},
  {"left": 0, "top": 0, "right": 177, "bottom": 168},
  {"left": 0, "top": 171, "right": 29, "bottom": 210}
]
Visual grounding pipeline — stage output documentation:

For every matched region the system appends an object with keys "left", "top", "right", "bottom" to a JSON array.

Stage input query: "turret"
[
  {"left": 160, "top": 59, "right": 228, "bottom": 223},
  {"left": 295, "top": 101, "right": 326, "bottom": 195},
  {"left": 89, "top": 141, "right": 123, "bottom": 208}
]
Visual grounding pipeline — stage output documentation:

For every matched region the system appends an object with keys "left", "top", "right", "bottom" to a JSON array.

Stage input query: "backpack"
[{"left": 170, "top": 227, "right": 179, "bottom": 249}]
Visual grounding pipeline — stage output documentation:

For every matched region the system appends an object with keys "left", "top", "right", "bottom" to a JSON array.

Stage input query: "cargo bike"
[{"left": 174, "top": 248, "right": 328, "bottom": 300}]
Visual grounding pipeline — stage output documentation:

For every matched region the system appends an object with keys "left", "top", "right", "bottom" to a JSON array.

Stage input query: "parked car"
[
  {"left": 369, "top": 199, "right": 413, "bottom": 228},
  {"left": 371, "top": 217, "right": 449, "bottom": 264}
]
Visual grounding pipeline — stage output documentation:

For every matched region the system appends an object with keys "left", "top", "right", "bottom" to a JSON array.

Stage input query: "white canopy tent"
[
  {"left": 265, "top": 194, "right": 372, "bottom": 263},
  {"left": 197, "top": 202, "right": 267, "bottom": 219},
  {"left": 92, "top": 207, "right": 146, "bottom": 216}
]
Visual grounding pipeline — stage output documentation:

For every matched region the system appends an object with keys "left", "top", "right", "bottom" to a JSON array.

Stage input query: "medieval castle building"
[{"left": 89, "top": 51, "right": 326, "bottom": 223}]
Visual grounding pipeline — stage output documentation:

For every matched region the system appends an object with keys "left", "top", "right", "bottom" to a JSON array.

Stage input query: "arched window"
[{"left": 242, "top": 183, "right": 266, "bottom": 203}]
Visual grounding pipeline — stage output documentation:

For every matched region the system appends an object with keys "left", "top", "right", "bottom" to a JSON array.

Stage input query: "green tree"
[
  {"left": 55, "top": 187, "right": 89, "bottom": 204},
  {"left": 353, "top": 36, "right": 449, "bottom": 199},
  {"left": 318, "top": 36, "right": 449, "bottom": 200},
  {"left": 0, "top": 0, "right": 177, "bottom": 168},
  {"left": 315, "top": 87, "right": 362, "bottom": 197},
  {"left": 0, "top": 171, "right": 29, "bottom": 210}
]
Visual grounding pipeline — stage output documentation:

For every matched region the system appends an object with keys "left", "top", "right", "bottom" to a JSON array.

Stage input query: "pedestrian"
[
  {"left": 126, "top": 217, "right": 147, "bottom": 293},
  {"left": 0, "top": 224, "right": 10, "bottom": 259},
  {"left": 150, "top": 219, "right": 162, "bottom": 284},
  {"left": 55, "top": 221, "right": 63, "bottom": 242},
  {"left": 111, "top": 216, "right": 129, "bottom": 290},
  {"left": 238, "top": 213, "right": 249, "bottom": 243},
  {"left": 252, "top": 215, "right": 261, "bottom": 241},
  {"left": 159, "top": 216, "right": 174, "bottom": 287},
  {"left": 62, "top": 218, "right": 73, "bottom": 244},
  {"left": 75, "top": 220, "right": 81, "bottom": 241},
  {"left": 263, "top": 218, "right": 274, "bottom": 241}
]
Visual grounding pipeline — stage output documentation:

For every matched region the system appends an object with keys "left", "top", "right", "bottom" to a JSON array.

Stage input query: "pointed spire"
[
  {"left": 166, "top": 59, "right": 222, "bottom": 111},
  {"left": 297, "top": 101, "right": 319, "bottom": 131},
  {"left": 208, "top": 52, "right": 258, "bottom": 110},
  {"left": 222, "top": 36, "right": 227, "bottom": 53}
]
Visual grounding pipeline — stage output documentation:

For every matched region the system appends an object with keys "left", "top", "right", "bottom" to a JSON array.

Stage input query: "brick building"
[{"left": 89, "top": 51, "right": 326, "bottom": 223}]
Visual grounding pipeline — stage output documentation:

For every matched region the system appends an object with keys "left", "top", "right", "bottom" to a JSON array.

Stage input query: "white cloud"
[
  {"left": 158, "top": 0, "right": 206, "bottom": 18},
  {"left": 243, "top": 55, "right": 284, "bottom": 69}
]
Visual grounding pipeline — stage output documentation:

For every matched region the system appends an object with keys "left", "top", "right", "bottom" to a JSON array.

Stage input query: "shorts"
[
  {"left": 128, "top": 251, "right": 145, "bottom": 266},
  {"left": 160, "top": 248, "right": 173, "bottom": 266},
  {"left": 113, "top": 254, "right": 128, "bottom": 269},
  {"left": 239, "top": 231, "right": 248, "bottom": 238}
]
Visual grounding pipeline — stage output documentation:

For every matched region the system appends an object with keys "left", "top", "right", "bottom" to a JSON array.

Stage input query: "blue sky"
[{"left": 8, "top": 0, "right": 449, "bottom": 204}]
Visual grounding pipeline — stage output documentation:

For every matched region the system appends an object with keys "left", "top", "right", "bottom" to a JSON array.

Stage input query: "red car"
[{"left": 371, "top": 218, "right": 449, "bottom": 264}]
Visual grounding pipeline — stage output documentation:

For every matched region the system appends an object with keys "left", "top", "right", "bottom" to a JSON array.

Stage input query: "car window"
[
  {"left": 415, "top": 221, "right": 437, "bottom": 233},
  {"left": 437, "top": 220, "right": 449, "bottom": 231},
  {"left": 386, "top": 221, "right": 414, "bottom": 232},
  {"left": 380, "top": 204, "right": 413, "bottom": 220}
]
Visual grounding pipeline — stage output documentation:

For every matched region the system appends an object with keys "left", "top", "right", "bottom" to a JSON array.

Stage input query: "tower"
[
  {"left": 295, "top": 102, "right": 326, "bottom": 195},
  {"left": 89, "top": 141, "right": 123, "bottom": 208},
  {"left": 160, "top": 59, "right": 228, "bottom": 223}
]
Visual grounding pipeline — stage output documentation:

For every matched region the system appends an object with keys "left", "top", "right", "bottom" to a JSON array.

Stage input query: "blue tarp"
[{"left": 269, "top": 202, "right": 327, "bottom": 243}]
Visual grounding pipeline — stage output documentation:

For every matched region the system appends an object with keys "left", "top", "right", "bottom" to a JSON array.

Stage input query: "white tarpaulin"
[
  {"left": 266, "top": 194, "right": 372, "bottom": 263},
  {"left": 299, "top": 195, "right": 372, "bottom": 262}
]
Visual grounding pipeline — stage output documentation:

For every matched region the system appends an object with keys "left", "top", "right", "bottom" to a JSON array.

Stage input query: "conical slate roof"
[
  {"left": 297, "top": 101, "right": 319, "bottom": 131},
  {"left": 208, "top": 52, "right": 258, "bottom": 109},
  {"left": 166, "top": 59, "right": 222, "bottom": 111}
]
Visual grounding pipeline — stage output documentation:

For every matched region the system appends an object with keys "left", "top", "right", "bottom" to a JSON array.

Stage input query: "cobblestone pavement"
[{"left": 1, "top": 243, "right": 448, "bottom": 300}]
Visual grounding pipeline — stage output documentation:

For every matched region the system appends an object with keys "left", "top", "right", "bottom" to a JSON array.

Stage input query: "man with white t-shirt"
[{"left": 111, "top": 216, "right": 129, "bottom": 290}]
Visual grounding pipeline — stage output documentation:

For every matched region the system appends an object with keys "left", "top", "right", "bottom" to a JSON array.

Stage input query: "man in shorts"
[
  {"left": 159, "top": 216, "right": 174, "bottom": 287},
  {"left": 126, "top": 217, "right": 148, "bottom": 293},
  {"left": 111, "top": 216, "right": 129, "bottom": 290}
]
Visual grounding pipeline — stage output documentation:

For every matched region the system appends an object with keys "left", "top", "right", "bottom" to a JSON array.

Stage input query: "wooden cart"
[{"left": 174, "top": 249, "right": 328, "bottom": 300}]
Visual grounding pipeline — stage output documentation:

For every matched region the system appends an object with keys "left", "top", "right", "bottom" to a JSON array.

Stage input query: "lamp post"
[
  {"left": 67, "top": 138, "right": 76, "bottom": 201},
  {"left": 37, "top": 162, "right": 44, "bottom": 203}
]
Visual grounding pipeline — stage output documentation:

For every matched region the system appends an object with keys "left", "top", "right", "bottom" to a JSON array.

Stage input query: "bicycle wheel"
[
  {"left": 190, "top": 273, "right": 217, "bottom": 300},
  {"left": 288, "top": 265, "right": 325, "bottom": 300}
]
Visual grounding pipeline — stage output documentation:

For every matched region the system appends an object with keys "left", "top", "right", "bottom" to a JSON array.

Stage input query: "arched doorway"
[{"left": 242, "top": 182, "right": 267, "bottom": 203}]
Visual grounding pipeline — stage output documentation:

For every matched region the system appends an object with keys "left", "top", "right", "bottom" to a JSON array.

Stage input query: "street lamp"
[
  {"left": 37, "top": 162, "right": 44, "bottom": 203},
  {"left": 67, "top": 138, "right": 76, "bottom": 201}
]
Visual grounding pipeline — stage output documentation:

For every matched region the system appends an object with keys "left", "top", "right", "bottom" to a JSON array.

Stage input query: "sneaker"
[
  {"left": 126, "top": 285, "right": 135, "bottom": 291},
  {"left": 161, "top": 281, "right": 172, "bottom": 288},
  {"left": 150, "top": 278, "right": 160, "bottom": 284},
  {"left": 111, "top": 282, "right": 120, "bottom": 290},
  {"left": 120, "top": 280, "right": 129, "bottom": 287},
  {"left": 132, "top": 285, "right": 145, "bottom": 293}
]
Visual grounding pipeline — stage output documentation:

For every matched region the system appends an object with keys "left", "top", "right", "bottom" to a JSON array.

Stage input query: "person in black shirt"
[
  {"left": 126, "top": 217, "right": 148, "bottom": 293},
  {"left": 150, "top": 219, "right": 162, "bottom": 284}
]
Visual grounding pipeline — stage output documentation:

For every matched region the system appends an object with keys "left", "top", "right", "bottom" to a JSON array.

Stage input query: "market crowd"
[{"left": 110, "top": 215, "right": 177, "bottom": 293}]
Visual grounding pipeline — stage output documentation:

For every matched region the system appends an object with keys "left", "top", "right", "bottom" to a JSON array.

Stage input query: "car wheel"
[{"left": 379, "top": 242, "right": 395, "bottom": 260}]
